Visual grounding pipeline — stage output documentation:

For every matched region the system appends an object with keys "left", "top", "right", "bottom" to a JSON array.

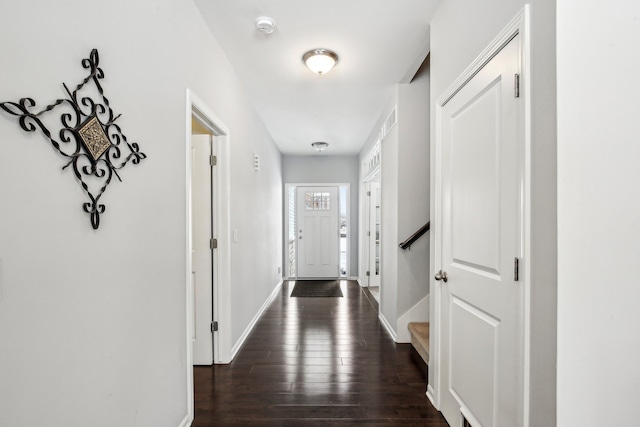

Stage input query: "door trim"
[
  {"left": 190, "top": 133, "right": 214, "bottom": 365},
  {"left": 284, "top": 183, "right": 350, "bottom": 279},
  {"left": 429, "top": 6, "right": 531, "bottom": 425},
  {"left": 296, "top": 185, "right": 340, "bottom": 279},
  {"left": 359, "top": 167, "right": 380, "bottom": 290},
  {"left": 185, "top": 90, "right": 232, "bottom": 421},
  {"left": 367, "top": 181, "right": 381, "bottom": 288}
]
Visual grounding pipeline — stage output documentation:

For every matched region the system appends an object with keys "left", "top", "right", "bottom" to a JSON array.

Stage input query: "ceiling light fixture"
[
  {"left": 311, "top": 142, "right": 329, "bottom": 152},
  {"left": 302, "top": 49, "right": 339, "bottom": 75},
  {"left": 256, "top": 17, "right": 275, "bottom": 34}
]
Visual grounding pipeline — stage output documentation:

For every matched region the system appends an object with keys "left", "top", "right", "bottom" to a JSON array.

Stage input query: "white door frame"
[
  {"left": 361, "top": 167, "right": 381, "bottom": 288},
  {"left": 296, "top": 185, "right": 340, "bottom": 279},
  {"left": 185, "top": 90, "right": 233, "bottom": 421},
  {"left": 284, "top": 183, "right": 350, "bottom": 279},
  {"left": 367, "top": 181, "right": 381, "bottom": 287},
  {"left": 429, "top": 6, "right": 532, "bottom": 425},
  {"left": 191, "top": 133, "right": 215, "bottom": 365},
  {"left": 359, "top": 143, "right": 381, "bottom": 288}
]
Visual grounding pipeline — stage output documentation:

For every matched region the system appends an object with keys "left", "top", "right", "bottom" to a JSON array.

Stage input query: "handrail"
[{"left": 399, "top": 221, "right": 430, "bottom": 250}]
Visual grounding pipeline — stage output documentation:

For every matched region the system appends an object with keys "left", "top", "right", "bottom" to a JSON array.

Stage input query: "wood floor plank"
[{"left": 192, "top": 280, "right": 448, "bottom": 426}]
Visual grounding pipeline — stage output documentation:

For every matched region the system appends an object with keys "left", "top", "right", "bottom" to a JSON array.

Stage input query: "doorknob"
[{"left": 435, "top": 270, "right": 448, "bottom": 283}]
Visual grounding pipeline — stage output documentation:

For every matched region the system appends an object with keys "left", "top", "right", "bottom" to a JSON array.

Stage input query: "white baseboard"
[
  {"left": 427, "top": 384, "right": 438, "bottom": 409},
  {"left": 178, "top": 413, "right": 192, "bottom": 427},
  {"left": 230, "top": 279, "right": 283, "bottom": 360},
  {"left": 396, "top": 295, "right": 430, "bottom": 343},
  {"left": 378, "top": 311, "right": 397, "bottom": 341}
]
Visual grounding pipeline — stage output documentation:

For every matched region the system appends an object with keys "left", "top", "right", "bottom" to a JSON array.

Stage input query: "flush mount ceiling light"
[
  {"left": 302, "top": 49, "right": 339, "bottom": 75},
  {"left": 311, "top": 141, "right": 329, "bottom": 152},
  {"left": 256, "top": 17, "right": 275, "bottom": 34}
]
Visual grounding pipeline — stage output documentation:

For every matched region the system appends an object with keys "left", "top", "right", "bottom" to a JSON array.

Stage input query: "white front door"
[
  {"left": 296, "top": 186, "right": 339, "bottom": 278},
  {"left": 437, "top": 34, "right": 524, "bottom": 426},
  {"left": 191, "top": 134, "right": 214, "bottom": 365}
]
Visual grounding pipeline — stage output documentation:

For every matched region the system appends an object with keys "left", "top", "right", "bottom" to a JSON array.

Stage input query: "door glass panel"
[
  {"left": 305, "top": 192, "right": 331, "bottom": 211},
  {"left": 305, "top": 191, "right": 313, "bottom": 210}
]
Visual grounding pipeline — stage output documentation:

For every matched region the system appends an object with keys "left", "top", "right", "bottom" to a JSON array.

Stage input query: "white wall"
[
  {"left": 430, "top": 1, "right": 556, "bottom": 425},
  {"left": 557, "top": 1, "right": 640, "bottom": 425},
  {"left": 0, "top": 1, "right": 282, "bottom": 426},
  {"left": 282, "top": 155, "right": 359, "bottom": 276},
  {"left": 397, "top": 62, "right": 431, "bottom": 319},
  {"left": 381, "top": 122, "right": 400, "bottom": 329},
  {"left": 230, "top": 131, "right": 282, "bottom": 346},
  {"left": 358, "top": 63, "right": 431, "bottom": 338},
  {"left": 359, "top": 93, "right": 398, "bottom": 294}
]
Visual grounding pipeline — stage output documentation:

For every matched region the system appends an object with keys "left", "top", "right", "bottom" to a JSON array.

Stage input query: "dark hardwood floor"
[{"left": 193, "top": 280, "right": 448, "bottom": 426}]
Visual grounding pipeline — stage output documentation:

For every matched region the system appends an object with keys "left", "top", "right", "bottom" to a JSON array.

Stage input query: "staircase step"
[{"left": 408, "top": 322, "right": 429, "bottom": 364}]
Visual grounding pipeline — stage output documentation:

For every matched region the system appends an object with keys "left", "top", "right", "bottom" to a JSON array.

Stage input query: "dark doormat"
[{"left": 290, "top": 280, "right": 343, "bottom": 297}]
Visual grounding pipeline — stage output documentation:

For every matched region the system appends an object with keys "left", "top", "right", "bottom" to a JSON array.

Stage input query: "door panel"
[
  {"left": 191, "top": 134, "right": 213, "bottom": 365},
  {"left": 450, "top": 296, "right": 499, "bottom": 426},
  {"left": 320, "top": 216, "right": 331, "bottom": 265},
  {"left": 303, "top": 216, "right": 317, "bottom": 265},
  {"left": 451, "top": 82, "right": 501, "bottom": 276},
  {"left": 439, "top": 35, "right": 523, "bottom": 427},
  {"left": 297, "top": 186, "right": 339, "bottom": 278}
]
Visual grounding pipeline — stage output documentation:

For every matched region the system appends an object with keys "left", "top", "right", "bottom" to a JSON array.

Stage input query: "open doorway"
[
  {"left": 185, "top": 90, "right": 233, "bottom": 422},
  {"left": 367, "top": 178, "right": 381, "bottom": 302},
  {"left": 360, "top": 138, "right": 382, "bottom": 305},
  {"left": 190, "top": 117, "right": 216, "bottom": 365}
]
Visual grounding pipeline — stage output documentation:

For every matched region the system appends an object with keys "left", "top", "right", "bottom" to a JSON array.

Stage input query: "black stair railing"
[{"left": 399, "top": 221, "right": 430, "bottom": 250}]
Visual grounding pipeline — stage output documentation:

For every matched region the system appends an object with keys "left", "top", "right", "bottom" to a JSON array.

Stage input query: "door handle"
[{"left": 435, "top": 270, "right": 448, "bottom": 283}]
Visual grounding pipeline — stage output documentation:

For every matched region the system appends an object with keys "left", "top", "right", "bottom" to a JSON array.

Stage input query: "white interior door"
[
  {"left": 438, "top": 35, "right": 524, "bottom": 426},
  {"left": 296, "top": 186, "right": 339, "bottom": 278},
  {"left": 191, "top": 134, "right": 214, "bottom": 365},
  {"left": 368, "top": 182, "right": 381, "bottom": 287}
]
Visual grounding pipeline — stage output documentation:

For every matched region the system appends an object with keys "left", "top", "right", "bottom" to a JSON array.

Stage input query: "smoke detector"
[{"left": 256, "top": 17, "right": 275, "bottom": 34}]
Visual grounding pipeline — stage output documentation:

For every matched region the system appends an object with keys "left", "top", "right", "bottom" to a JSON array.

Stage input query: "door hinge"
[
  {"left": 367, "top": 231, "right": 371, "bottom": 236},
  {"left": 367, "top": 191, "right": 371, "bottom": 196},
  {"left": 514, "top": 73, "right": 520, "bottom": 98},
  {"left": 210, "top": 155, "right": 217, "bottom": 167},
  {"left": 514, "top": 257, "right": 520, "bottom": 281},
  {"left": 211, "top": 321, "right": 218, "bottom": 332},
  {"left": 210, "top": 238, "right": 218, "bottom": 250},
  {"left": 366, "top": 271, "right": 370, "bottom": 276}
]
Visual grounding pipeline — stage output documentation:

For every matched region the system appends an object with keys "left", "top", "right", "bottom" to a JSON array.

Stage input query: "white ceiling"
[{"left": 193, "top": 0, "right": 442, "bottom": 155}]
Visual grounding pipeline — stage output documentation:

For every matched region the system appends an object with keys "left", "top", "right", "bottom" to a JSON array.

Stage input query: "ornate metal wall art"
[{"left": 0, "top": 49, "right": 146, "bottom": 229}]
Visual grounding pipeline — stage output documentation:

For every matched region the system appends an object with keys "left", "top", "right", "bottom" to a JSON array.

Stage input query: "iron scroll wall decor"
[{"left": 0, "top": 49, "right": 146, "bottom": 229}]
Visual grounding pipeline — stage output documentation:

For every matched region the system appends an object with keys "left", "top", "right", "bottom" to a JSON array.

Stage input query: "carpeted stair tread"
[{"left": 408, "top": 322, "right": 429, "bottom": 364}]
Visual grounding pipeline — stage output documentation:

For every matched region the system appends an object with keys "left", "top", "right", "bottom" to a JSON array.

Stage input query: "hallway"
[{"left": 192, "top": 280, "right": 448, "bottom": 426}]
